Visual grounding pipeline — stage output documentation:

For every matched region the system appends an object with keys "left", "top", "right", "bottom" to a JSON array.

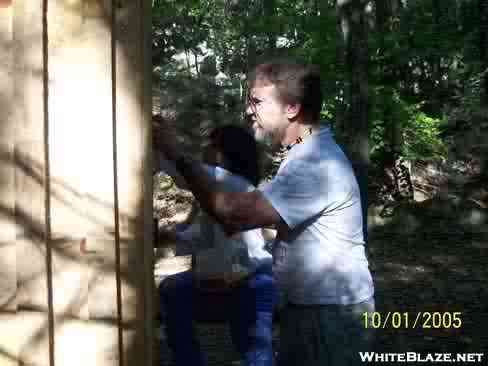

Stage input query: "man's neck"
[{"left": 281, "top": 120, "right": 319, "bottom": 147}]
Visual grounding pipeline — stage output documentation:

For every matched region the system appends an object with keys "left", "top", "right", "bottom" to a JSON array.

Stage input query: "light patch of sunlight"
[
  {"left": 55, "top": 320, "right": 119, "bottom": 366},
  {"left": 55, "top": 43, "right": 112, "bottom": 192},
  {"left": 276, "top": 36, "right": 290, "bottom": 48},
  {"left": 383, "top": 262, "right": 432, "bottom": 282},
  {"left": 431, "top": 255, "right": 458, "bottom": 266},
  {"left": 461, "top": 209, "right": 486, "bottom": 226},
  {"left": 0, "top": 312, "right": 48, "bottom": 365},
  {"left": 49, "top": 28, "right": 116, "bottom": 235},
  {"left": 172, "top": 41, "right": 211, "bottom": 76},
  {"left": 155, "top": 255, "right": 192, "bottom": 279},
  {"left": 0, "top": 5, "right": 12, "bottom": 34},
  {"left": 171, "top": 211, "right": 191, "bottom": 223},
  {"left": 365, "top": 2, "right": 373, "bottom": 14}
]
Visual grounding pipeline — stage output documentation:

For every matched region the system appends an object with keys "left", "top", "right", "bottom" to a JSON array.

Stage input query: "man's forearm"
[
  {"left": 174, "top": 155, "right": 226, "bottom": 227},
  {"left": 168, "top": 154, "right": 281, "bottom": 236},
  {"left": 174, "top": 156, "right": 261, "bottom": 235}
]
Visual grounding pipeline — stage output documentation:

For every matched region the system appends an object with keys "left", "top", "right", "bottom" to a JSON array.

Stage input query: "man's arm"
[
  {"left": 153, "top": 119, "right": 287, "bottom": 236},
  {"left": 175, "top": 156, "right": 287, "bottom": 236}
]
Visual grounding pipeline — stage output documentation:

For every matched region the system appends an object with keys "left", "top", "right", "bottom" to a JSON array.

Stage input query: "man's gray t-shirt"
[{"left": 258, "top": 127, "right": 374, "bottom": 305}]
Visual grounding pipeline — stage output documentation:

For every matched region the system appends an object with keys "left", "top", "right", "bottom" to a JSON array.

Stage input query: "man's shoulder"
[
  {"left": 288, "top": 126, "right": 335, "bottom": 156},
  {"left": 274, "top": 131, "right": 356, "bottom": 193},
  {"left": 285, "top": 131, "right": 342, "bottom": 171}
]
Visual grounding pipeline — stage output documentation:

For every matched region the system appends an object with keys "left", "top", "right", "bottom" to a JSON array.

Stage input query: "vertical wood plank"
[
  {"left": 47, "top": 0, "right": 89, "bottom": 241},
  {"left": 115, "top": 0, "right": 143, "bottom": 362},
  {"left": 0, "top": 1, "right": 17, "bottom": 318},
  {"left": 45, "top": 0, "right": 118, "bottom": 365},
  {"left": 45, "top": 0, "right": 92, "bottom": 326},
  {"left": 115, "top": 0, "right": 153, "bottom": 365},
  {"left": 141, "top": 1, "right": 155, "bottom": 364},
  {"left": 12, "top": 1, "right": 51, "bottom": 365},
  {"left": 0, "top": 0, "right": 15, "bottom": 239},
  {"left": 79, "top": 1, "right": 120, "bottom": 366}
]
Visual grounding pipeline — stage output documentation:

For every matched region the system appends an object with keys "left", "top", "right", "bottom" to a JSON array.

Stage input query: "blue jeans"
[{"left": 159, "top": 269, "right": 275, "bottom": 366}]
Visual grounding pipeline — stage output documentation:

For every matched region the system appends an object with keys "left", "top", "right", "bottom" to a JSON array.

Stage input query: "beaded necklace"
[
  {"left": 277, "top": 126, "right": 315, "bottom": 160},
  {"left": 266, "top": 127, "right": 315, "bottom": 181},
  {"left": 283, "top": 127, "right": 314, "bottom": 151}
]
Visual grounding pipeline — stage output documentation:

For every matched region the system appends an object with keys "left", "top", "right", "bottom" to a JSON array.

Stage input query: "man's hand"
[{"left": 152, "top": 114, "right": 180, "bottom": 161}]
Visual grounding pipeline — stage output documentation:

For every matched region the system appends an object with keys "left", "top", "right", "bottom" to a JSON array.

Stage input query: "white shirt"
[
  {"left": 158, "top": 155, "right": 272, "bottom": 277},
  {"left": 196, "top": 165, "right": 272, "bottom": 277},
  {"left": 258, "top": 127, "right": 374, "bottom": 305}
]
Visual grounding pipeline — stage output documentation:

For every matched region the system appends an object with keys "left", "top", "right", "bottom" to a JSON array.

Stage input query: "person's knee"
[
  {"left": 159, "top": 275, "right": 183, "bottom": 299},
  {"left": 158, "top": 277, "right": 172, "bottom": 294},
  {"left": 253, "top": 275, "right": 275, "bottom": 311},
  {"left": 160, "top": 272, "right": 195, "bottom": 305}
]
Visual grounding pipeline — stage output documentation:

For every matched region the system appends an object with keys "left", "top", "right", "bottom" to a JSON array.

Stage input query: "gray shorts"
[{"left": 276, "top": 297, "right": 375, "bottom": 366}]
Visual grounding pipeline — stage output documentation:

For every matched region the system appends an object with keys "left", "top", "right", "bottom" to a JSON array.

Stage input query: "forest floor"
[
  {"left": 153, "top": 175, "right": 488, "bottom": 364},
  {"left": 368, "top": 215, "right": 487, "bottom": 354}
]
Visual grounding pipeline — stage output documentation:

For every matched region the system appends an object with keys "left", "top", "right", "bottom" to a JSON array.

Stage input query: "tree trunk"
[
  {"left": 337, "top": 0, "right": 369, "bottom": 240},
  {"left": 335, "top": 0, "right": 347, "bottom": 139},
  {"left": 193, "top": 49, "right": 200, "bottom": 76},
  {"left": 480, "top": 0, "right": 488, "bottom": 106},
  {"left": 263, "top": 0, "right": 277, "bottom": 49},
  {"left": 376, "top": 0, "right": 404, "bottom": 155},
  {"left": 185, "top": 48, "right": 192, "bottom": 73},
  {"left": 431, "top": 0, "right": 443, "bottom": 115}
]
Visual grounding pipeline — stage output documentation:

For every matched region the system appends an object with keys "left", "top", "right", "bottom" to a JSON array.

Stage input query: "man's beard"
[
  {"left": 253, "top": 123, "right": 281, "bottom": 148},
  {"left": 253, "top": 124, "right": 269, "bottom": 142}
]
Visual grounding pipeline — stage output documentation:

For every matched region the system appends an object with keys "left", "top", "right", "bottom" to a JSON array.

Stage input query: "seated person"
[{"left": 157, "top": 125, "right": 275, "bottom": 366}]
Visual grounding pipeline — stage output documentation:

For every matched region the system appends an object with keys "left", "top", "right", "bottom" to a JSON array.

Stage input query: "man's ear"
[{"left": 286, "top": 103, "right": 301, "bottom": 119}]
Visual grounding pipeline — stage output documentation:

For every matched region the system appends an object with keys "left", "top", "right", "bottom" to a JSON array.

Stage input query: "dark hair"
[
  {"left": 248, "top": 60, "right": 323, "bottom": 122},
  {"left": 209, "top": 125, "right": 261, "bottom": 186}
]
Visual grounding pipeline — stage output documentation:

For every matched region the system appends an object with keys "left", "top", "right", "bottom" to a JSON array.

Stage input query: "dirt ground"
[{"left": 368, "top": 201, "right": 488, "bottom": 354}]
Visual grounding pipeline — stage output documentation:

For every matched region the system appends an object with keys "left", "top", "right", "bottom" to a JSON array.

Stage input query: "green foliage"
[
  {"left": 369, "top": 117, "right": 386, "bottom": 158},
  {"left": 152, "top": 0, "right": 483, "bottom": 173},
  {"left": 370, "top": 88, "right": 447, "bottom": 162},
  {"left": 320, "top": 100, "right": 335, "bottom": 121},
  {"left": 403, "top": 111, "right": 447, "bottom": 161}
]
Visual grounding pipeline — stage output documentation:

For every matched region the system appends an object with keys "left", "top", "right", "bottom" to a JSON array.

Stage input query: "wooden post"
[{"left": 0, "top": 1, "right": 153, "bottom": 365}]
